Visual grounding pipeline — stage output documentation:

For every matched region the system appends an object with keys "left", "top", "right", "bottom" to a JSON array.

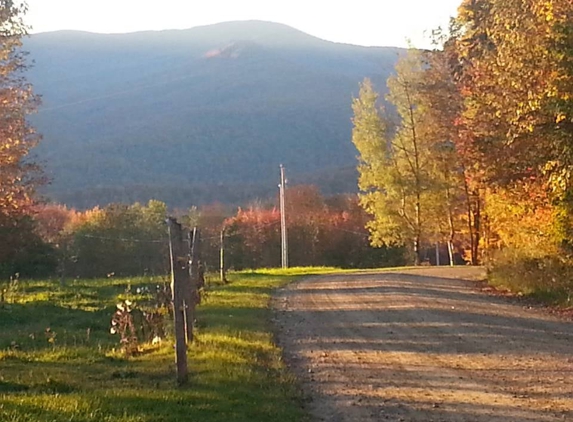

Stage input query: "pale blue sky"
[{"left": 26, "top": 0, "right": 461, "bottom": 48}]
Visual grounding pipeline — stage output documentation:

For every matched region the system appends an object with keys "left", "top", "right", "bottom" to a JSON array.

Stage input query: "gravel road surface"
[{"left": 274, "top": 268, "right": 573, "bottom": 421}]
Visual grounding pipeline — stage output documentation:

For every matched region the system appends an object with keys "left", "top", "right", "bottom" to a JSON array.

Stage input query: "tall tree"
[
  {"left": 0, "top": 1, "right": 43, "bottom": 273},
  {"left": 417, "top": 45, "right": 484, "bottom": 265},
  {"left": 352, "top": 51, "right": 436, "bottom": 265},
  {"left": 451, "top": 0, "right": 573, "bottom": 251},
  {"left": 0, "top": 0, "right": 40, "bottom": 220},
  {"left": 351, "top": 80, "right": 400, "bottom": 252}
]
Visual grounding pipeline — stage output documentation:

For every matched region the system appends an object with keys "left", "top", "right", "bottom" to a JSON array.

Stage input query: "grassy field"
[{"left": 0, "top": 267, "right": 340, "bottom": 422}]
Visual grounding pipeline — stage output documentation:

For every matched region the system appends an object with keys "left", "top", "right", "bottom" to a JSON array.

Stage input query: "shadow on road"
[{"left": 275, "top": 269, "right": 573, "bottom": 422}]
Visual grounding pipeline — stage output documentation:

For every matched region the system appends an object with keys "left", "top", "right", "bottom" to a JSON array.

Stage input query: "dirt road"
[{"left": 274, "top": 268, "right": 573, "bottom": 422}]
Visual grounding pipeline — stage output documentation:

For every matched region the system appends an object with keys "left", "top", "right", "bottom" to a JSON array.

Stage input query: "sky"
[{"left": 26, "top": 0, "right": 461, "bottom": 48}]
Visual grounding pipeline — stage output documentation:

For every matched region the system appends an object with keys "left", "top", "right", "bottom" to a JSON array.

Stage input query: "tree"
[
  {"left": 447, "top": 0, "right": 573, "bottom": 258},
  {"left": 351, "top": 80, "right": 400, "bottom": 247},
  {"left": 0, "top": 1, "right": 40, "bottom": 220},
  {"left": 67, "top": 201, "right": 168, "bottom": 277},
  {"left": 0, "top": 1, "right": 43, "bottom": 273},
  {"left": 416, "top": 45, "right": 486, "bottom": 265},
  {"left": 450, "top": 0, "right": 573, "bottom": 188},
  {"left": 352, "top": 52, "right": 436, "bottom": 265}
]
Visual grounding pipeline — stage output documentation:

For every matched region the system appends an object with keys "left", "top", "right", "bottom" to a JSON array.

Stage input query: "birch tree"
[{"left": 352, "top": 51, "right": 435, "bottom": 265}]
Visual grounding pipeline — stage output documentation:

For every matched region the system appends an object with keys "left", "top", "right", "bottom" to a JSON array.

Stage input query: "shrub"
[{"left": 489, "top": 248, "right": 573, "bottom": 305}]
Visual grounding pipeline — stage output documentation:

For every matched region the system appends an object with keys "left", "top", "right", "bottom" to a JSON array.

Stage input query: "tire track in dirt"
[{"left": 274, "top": 268, "right": 573, "bottom": 422}]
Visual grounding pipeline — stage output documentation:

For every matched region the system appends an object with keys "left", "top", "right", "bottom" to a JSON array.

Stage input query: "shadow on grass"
[
  {"left": 199, "top": 304, "right": 271, "bottom": 335},
  {"left": 0, "top": 302, "right": 116, "bottom": 350},
  {"left": 0, "top": 278, "right": 166, "bottom": 351},
  {"left": 1, "top": 375, "right": 305, "bottom": 422},
  {"left": 0, "top": 380, "right": 29, "bottom": 393},
  {"left": 1, "top": 345, "right": 304, "bottom": 422},
  {"left": 1, "top": 274, "right": 308, "bottom": 422},
  {"left": 219, "top": 283, "right": 275, "bottom": 295}
]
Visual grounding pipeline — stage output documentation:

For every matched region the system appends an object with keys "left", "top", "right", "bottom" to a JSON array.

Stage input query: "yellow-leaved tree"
[{"left": 352, "top": 52, "right": 441, "bottom": 265}]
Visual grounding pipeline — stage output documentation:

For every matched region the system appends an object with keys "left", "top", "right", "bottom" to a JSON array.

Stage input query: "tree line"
[
  {"left": 0, "top": 189, "right": 405, "bottom": 279},
  {"left": 352, "top": 0, "right": 573, "bottom": 298}
]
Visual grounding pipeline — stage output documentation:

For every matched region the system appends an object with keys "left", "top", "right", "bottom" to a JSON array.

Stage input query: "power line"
[
  {"left": 279, "top": 164, "right": 288, "bottom": 269},
  {"left": 74, "top": 234, "right": 166, "bottom": 244},
  {"left": 330, "top": 227, "right": 370, "bottom": 238},
  {"left": 38, "top": 73, "right": 201, "bottom": 113}
]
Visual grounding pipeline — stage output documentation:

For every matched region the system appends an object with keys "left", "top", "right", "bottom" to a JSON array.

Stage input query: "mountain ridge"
[{"left": 25, "top": 20, "right": 403, "bottom": 208}]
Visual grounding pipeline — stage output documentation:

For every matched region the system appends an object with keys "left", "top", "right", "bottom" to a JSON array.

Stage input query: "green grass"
[{"left": 0, "top": 268, "right": 341, "bottom": 422}]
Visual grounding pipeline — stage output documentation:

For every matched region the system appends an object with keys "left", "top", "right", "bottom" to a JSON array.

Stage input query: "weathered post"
[
  {"left": 185, "top": 229, "right": 197, "bottom": 343},
  {"left": 188, "top": 227, "right": 204, "bottom": 339},
  {"left": 167, "top": 218, "right": 188, "bottom": 385}
]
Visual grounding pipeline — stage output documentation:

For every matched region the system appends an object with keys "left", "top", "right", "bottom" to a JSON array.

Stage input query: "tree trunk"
[
  {"left": 446, "top": 184, "right": 456, "bottom": 267},
  {"left": 463, "top": 176, "right": 481, "bottom": 266},
  {"left": 463, "top": 179, "right": 475, "bottom": 265},
  {"left": 472, "top": 194, "right": 481, "bottom": 266},
  {"left": 447, "top": 240, "right": 455, "bottom": 266},
  {"left": 414, "top": 236, "right": 421, "bottom": 266},
  {"left": 414, "top": 199, "right": 421, "bottom": 265}
]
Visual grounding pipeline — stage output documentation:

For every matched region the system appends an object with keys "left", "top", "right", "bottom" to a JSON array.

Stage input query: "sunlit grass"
[
  {"left": 0, "top": 270, "right": 321, "bottom": 422},
  {"left": 246, "top": 265, "right": 417, "bottom": 277}
]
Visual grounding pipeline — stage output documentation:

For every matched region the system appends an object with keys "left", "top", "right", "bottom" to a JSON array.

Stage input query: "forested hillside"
[{"left": 25, "top": 21, "right": 402, "bottom": 208}]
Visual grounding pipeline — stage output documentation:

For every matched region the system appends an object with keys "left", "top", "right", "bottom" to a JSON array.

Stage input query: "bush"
[
  {"left": 489, "top": 248, "right": 573, "bottom": 305},
  {"left": 0, "top": 215, "right": 58, "bottom": 278},
  {"left": 67, "top": 201, "right": 169, "bottom": 278}
]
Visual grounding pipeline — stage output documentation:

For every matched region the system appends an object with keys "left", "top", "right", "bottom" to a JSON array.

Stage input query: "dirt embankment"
[{"left": 274, "top": 268, "right": 573, "bottom": 422}]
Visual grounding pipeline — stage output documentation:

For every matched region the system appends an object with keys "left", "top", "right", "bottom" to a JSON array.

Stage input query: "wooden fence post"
[
  {"left": 185, "top": 229, "right": 197, "bottom": 343},
  {"left": 190, "top": 227, "right": 203, "bottom": 302},
  {"left": 167, "top": 218, "right": 188, "bottom": 385},
  {"left": 194, "top": 228, "right": 204, "bottom": 291},
  {"left": 186, "top": 228, "right": 204, "bottom": 341}
]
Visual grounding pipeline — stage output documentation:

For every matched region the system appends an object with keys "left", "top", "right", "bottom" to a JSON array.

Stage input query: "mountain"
[{"left": 25, "top": 21, "right": 403, "bottom": 208}]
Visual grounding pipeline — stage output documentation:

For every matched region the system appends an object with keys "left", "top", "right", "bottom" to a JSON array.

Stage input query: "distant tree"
[
  {"left": 224, "top": 206, "right": 281, "bottom": 269},
  {"left": 193, "top": 203, "right": 232, "bottom": 270},
  {"left": 67, "top": 201, "right": 168, "bottom": 278},
  {"left": 284, "top": 185, "right": 327, "bottom": 266},
  {"left": 320, "top": 194, "right": 407, "bottom": 268},
  {"left": 221, "top": 188, "right": 405, "bottom": 269},
  {"left": 33, "top": 204, "right": 76, "bottom": 281}
]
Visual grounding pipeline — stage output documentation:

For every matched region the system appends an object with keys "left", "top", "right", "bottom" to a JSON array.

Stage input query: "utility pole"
[
  {"left": 279, "top": 164, "right": 288, "bottom": 269},
  {"left": 220, "top": 229, "right": 227, "bottom": 283}
]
